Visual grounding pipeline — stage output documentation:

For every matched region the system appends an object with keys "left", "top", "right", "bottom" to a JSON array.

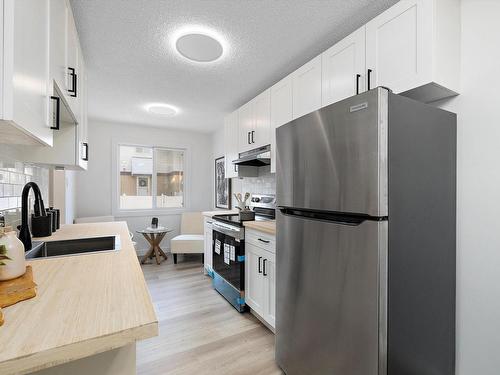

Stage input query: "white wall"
[
  {"left": 432, "top": 2, "right": 500, "bottom": 374},
  {"left": 76, "top": 120, "right": 213, "bottom": 253},
  {"left": 211, "top": 126, "right": 225, "bottom": 209}
]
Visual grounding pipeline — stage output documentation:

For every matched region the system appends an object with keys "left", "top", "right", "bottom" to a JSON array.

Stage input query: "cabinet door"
[
  {"left": 238, "top": 100, "right": 254, "bottom": 153},
  {"left": 49, "top": 0, "right": 68, "bottom": 93},
  {"left": 270, "top": 75, "right": 292, "bottom": 174},
  {"left": 224, "top": 111, "right": 239, "bottom": 178},
  {"left": 204, "top": 220, "right": 213, "bottom": 272},
  {"left": 245, "top": 244, "right": 265, "bottom": 315},
  {"left": 365, "top": 0, "right": 432, "bottom": 94},
  {"left": 3, "top": 0, "right": 53, "bottom": 146},
  {"left": 322, "top": 27, "right": 366, "bottom": 106},
  {"left": 252, "top": 89, "right": 271, "bottom": 149},
  {"left": 263, "top": 252, "right": 276, "bottom": 329},
  {"left": 292, "top": 55, "right": 322, "bottom": 119},
  {"left": 76, "top": 51, "right": 88, "bottom": 170},
  {"left": 66, "top": 11, "right": 80, "bottom": 115}
]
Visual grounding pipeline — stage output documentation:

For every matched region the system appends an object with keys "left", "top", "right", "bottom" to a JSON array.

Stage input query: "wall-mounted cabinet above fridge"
[
  {"left": 222, "top": 0, "right": 460, "bottom": 177},
  {"left": 0, "top": 0, "right": 88, "bottom": 170}
]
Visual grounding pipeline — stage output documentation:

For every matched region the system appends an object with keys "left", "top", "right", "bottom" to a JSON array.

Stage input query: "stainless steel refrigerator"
[{"left": 276, "top": 88, "right": 456, "bottom": 375}]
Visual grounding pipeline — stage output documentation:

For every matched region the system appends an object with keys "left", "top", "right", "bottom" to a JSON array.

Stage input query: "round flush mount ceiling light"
[
  {"left": 172, "top": 26, "right": 226, "bottom": 63},
  {"left": 144, "top": 103, "right": 179, "bottom": 117}
]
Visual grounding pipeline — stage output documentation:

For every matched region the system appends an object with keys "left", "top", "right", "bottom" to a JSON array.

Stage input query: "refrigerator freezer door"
[
  {"left": 276, "top": 210, "right": 388, "bottom": 375},
  {"left": 276, "top": 88, "right": 388, "bottom": 217}
]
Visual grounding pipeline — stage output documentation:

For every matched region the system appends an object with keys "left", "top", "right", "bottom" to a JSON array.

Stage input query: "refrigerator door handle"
[{"left": 278, "top": 206, "right": 386, "bottom": 225}]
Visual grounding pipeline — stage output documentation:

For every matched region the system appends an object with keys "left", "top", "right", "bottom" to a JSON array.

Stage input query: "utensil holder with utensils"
[{"left": 239, "top": 210, "right": 255, "bottom": 221}]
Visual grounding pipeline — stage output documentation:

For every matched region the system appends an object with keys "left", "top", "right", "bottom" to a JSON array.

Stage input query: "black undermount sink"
[{"left": 25, "top": 236, "right": 120, "bottom": 259}]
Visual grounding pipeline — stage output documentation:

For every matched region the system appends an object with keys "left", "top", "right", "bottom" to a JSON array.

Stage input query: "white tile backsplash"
[
  {"left": 230, "top": 166, "right": 276, "bottom": 209},
  {"left": 0, "top": 153, "right": 49, "bottom": 230}
]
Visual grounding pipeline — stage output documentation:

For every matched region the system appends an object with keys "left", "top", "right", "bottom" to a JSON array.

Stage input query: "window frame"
[{"left": 112, "top": 142, "right": 188, "bottom": 217}]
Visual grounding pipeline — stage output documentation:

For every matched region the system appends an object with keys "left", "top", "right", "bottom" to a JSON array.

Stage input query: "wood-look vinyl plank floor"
[{"left": 137, "top": 255, "right": 283, "bottom": 375}]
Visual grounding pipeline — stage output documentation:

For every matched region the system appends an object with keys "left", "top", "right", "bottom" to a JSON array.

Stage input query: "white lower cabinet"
[
  {"left": 204, "top": 218, "right": 213, "bottom": 273},
  {"left": 245, "top": 230, "right": 276, "bottom": 329}
]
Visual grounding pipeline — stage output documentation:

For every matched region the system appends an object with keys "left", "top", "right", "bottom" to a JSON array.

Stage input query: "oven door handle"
[{"left": 212, "top": 222, "right": 243, "bottom": 239}]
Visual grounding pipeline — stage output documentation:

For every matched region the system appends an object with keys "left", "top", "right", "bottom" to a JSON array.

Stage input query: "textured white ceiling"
[{"left": 70, "top": 0, "right": 398, "bottom": 133}]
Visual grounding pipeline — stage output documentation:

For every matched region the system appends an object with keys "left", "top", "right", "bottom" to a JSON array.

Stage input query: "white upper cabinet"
[
  {"left": 77, "top": 48, "right": 88, "bottom": 170},
  {"left": 224, "top": 110, "right": 239, "bottom": 179},
  {"left": 270, "top": 75, "right": 293, "bottom": 173},
  {"left": 292, "top": 55, "right": 322, "bottom": 120},
  {"left": 271, "top": 75, "right": 293, "bottom": 129},
  {"left": 238, "top": 89, "right": 271, "bottom": 154},
  {"left": 366, "top": 0, "right": 460, "bottom": 103},
  {"left": 322, "top": 26, "right": 366, "bottom": 107},
  {"left": 252, "top": 89, "right": 271, "bottom": 149},
  {"left": 0, "top": 0, "right": 53, "bottom": 146},
  {"left": 238, "top": 100, "right": 254, "bottom": 153},
  {"left": 49, "top": 0, "right": 68, "bottom": 96},
  {"left": 66, "top": 8, "right": 80, "bottom": 117}
]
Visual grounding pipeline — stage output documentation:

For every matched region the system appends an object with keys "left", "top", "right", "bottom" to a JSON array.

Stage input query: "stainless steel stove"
[{"left": 211, "top": 194, "right": 275, "bottom": 312}]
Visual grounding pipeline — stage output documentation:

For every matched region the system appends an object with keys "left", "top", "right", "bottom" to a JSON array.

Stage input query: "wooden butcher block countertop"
[
  {"left": 0, "top": 222, "right": 158, "bottom": 375},
  {"left": 243, "top": 220, "right": 276, "bottom": 235}
]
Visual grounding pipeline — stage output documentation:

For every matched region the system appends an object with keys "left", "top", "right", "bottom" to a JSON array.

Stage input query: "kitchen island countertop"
[{"left": 0, "top": 222, "right": 158, "bottom": 375}]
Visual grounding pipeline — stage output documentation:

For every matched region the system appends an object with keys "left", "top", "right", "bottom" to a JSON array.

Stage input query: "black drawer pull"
[
  {"left": 50, "top": 96, "right": 60, "bottom": 130},
  {"left": 258, "top": 238, "right": 270, "bottom": 244},
  {"left": 68, "top": 67, "right": 77, "bottom": 97},
  {"left": 82, "top": 142, "right": 88, "bottom": 161}
]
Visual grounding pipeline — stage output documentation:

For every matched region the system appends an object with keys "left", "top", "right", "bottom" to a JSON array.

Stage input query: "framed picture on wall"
[{"left": 215, "top": 156, "right": 231, "bottom": 209}]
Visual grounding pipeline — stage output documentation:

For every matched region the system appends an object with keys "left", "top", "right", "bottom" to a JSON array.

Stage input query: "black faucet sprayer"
[{"left": 18, "top": 182, "right": 52, "bottom": 251}]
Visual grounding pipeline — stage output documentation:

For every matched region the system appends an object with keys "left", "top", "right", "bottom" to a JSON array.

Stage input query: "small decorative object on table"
[
  {"left": 215, "top": 156, "right": 231, "bottom": 209},
  {"left": 151, "top": 217, "right": 158, "bottom": 229}
]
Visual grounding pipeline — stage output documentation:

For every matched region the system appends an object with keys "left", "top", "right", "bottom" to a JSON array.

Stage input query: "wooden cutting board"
[{"left": 0, "top": 266, "right": 37, "bottom": 310}]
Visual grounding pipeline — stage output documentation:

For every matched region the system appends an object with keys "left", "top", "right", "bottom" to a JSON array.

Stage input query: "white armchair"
[{"left": 170, "top": 212, "right": 204, "bottom": 264}]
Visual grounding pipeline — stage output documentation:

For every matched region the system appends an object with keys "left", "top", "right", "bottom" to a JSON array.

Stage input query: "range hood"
[{"left": 233, "top": 144, "right": 271, "bottom": 166}]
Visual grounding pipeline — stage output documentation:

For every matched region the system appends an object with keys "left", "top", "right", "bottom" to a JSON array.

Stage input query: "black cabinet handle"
[
  {"left": 258, "top": 238, "right": 270, "bottom": 244},
  {"left": 367, "top": 69, "right": 373, "bottom": 91},
  {"left": 68, "top": 67, "right": 77, "bottom": 97},
  {"left": 82, "top": 142, "right": 88, "bottom": 161},
  {"left": 50, "top": 96, "right": 60, "bottom": 130},
  {"left": 247, "top": 131, "right": 251, "bottom": 144},
  {"left": 263, "top": 259, "right": 267, "bottom": 276},
  {"left": 251, "top": 130, "right": 255, "bottom": 144},
  {"left": 258, "top": 256, "right": 262, "bottom": 273},
  {"left": 356, "top": 74, "right": 361, "bottom": 95}
]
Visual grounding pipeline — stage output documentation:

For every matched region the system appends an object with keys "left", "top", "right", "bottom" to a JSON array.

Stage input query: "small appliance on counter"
[{"left": 211, "top": 194, "right": 275, "bottom": 312}]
